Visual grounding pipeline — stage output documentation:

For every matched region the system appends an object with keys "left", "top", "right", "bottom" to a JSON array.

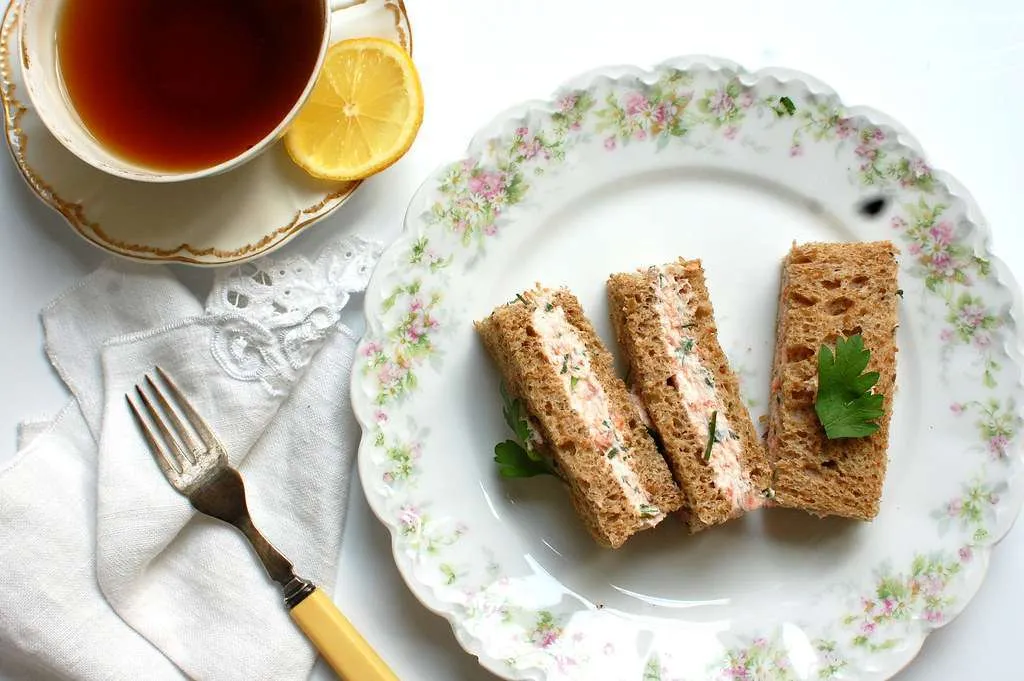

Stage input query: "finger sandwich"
[
  {"left": 766, "top": 241, "right": 899, "bottom": 520},
  {"left": 475, "top": 284, "right": 684, "bottom": 548},
  {"left": 607, "top": 259, "right": 773, "bottom": 532}
]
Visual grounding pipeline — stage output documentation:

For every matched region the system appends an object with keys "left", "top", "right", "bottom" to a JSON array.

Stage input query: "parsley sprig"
[
  {"left": 814, "top": 334, "right": 885, "bottom": 439},
  {"left": 493, "top": 384, "right": 561, "bottom": 479}
]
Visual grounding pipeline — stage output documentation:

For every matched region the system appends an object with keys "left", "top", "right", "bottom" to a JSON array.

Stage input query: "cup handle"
[{"left": 328, "top": 0, "right": 366, "bottom": 11}]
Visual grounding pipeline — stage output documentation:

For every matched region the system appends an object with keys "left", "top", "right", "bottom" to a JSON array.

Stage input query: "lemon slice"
[{"left": 285, "top": 37, "right": 424, "bottom": 181}]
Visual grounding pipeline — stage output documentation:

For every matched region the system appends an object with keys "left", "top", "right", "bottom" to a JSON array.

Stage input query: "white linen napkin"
[
  {"left": 0, "top": 402, "right": 183, "bottom": 681},
  {"left": 0, "top": 235, "right": 382, "bottom": 681}
]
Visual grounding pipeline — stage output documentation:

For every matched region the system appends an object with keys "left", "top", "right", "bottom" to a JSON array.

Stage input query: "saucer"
[{"left": 0, "top": 0, "right": 412, "bottom": 266}]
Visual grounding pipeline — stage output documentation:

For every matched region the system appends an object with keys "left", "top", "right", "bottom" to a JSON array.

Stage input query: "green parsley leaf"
[
  {"left": 500, "top": 382, "right": 531, "bottom": 445},
  {"left": 496, "top": 383, "right": 560, "bottom": 478},
  {"left": 494, "top": 440, "right": 557, "bottom": 478},
  {"left": 814, "top": 334, "right": 885, "bottom": 439},
  {"left": 703, "top": 410, "right": 718, "bottom": 461},
  {"left": 779, "top": 96, "right": 796, "bottom": 115}
]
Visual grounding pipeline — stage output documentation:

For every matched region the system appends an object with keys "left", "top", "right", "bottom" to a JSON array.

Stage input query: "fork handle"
[{"left": 290, "top": 588, "right": 399, "bottom": 681}]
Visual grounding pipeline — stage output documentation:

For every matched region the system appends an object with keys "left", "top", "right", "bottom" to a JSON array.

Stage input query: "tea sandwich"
[
  {"left": 607, "top": 259, "right": 773, "bottom": 532},
  {"left": 765, "top": 241, "right": 899, "bottom": 521},
  {"left": 475, "top": 285, "right": 684, "bottom": 548}
]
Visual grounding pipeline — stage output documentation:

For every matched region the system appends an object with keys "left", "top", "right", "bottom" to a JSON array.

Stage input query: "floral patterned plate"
[{"left": 351, "top": 56, "right": 1024, "bottom": 680}]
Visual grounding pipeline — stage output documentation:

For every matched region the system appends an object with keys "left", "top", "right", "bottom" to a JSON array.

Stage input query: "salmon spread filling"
[
  {"left": 531, "top": 294, "right": 663, "bottom": 524},
  {"left": 649, "top": 267, "right": 764, "bottom": 513}
]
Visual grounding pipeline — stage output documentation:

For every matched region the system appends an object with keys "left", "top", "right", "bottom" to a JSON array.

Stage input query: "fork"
[{"left": 126, "top": 367, "right": 398, "bottom": 681}]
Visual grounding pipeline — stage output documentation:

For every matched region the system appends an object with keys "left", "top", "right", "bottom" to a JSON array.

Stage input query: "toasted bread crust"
[
  {"left": 765, "top": 241, "right": 899, "bottom": 520},
  {"left": 475, "top": 286, "right": 683, "bottom": 548},
  {"left": 607, "top": 260, "right": 771, "bottom": 532}
]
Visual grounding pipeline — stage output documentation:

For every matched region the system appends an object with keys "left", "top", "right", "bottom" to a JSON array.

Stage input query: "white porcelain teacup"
[{"left": 18, "top": 0, "right": 361, "bottom": 183}]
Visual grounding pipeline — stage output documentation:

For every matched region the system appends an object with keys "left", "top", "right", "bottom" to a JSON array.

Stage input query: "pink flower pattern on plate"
[
  {"left": 625, "top": 91, "right": 650, "bottom": 117},
  {"left": 468, "top": 171, "right": 506, "bottom": 200},
  {"left": 843, "top": 554, "right": 961, "bottom": 652},
  {"left": 719, "top": 634, "right": 796, "bottom": 681},
  {"left": 527, "top": 611, "right": 563, "bottom": 650}
]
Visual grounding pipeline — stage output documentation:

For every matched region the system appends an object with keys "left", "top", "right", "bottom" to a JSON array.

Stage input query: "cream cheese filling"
[
  {"left": 531, "top": 294, "right": 663, "bottom": 523},
  {"left": 649, "top": 267, "right": 763, "bottom": 513}
]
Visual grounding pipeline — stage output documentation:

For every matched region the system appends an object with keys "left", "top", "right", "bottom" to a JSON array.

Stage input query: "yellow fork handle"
[{"left": 290, "top": 588, "right": 399, "bottom": 681}]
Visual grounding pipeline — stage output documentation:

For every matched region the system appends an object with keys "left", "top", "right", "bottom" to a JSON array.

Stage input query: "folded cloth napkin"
[{"left": 0, "top": 234, "right": 382, "bottom": 681}]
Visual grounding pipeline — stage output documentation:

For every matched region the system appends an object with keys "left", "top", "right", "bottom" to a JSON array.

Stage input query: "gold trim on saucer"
[
  {"left": 0, "top": 0, "right": 413, "bottom": 265},
  {"left": 389, "top": 0, "right": 413, "bottom": 54},
  {"left": 18, "top": 22, "right": 27, "bottom": 69}
]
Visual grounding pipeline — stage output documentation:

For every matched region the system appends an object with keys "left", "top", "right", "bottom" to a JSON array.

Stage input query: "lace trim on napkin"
[{"left": 206, "top": 235, "right": 383, "bottom": 394}]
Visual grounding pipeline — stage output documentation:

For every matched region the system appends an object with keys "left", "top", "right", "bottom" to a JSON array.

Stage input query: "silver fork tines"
[
  {"left": 126, "top": 367, "right": 225, "bottom": 493},
  {"left": 144, "top": 374, "right": 199, "bottom": 465}
]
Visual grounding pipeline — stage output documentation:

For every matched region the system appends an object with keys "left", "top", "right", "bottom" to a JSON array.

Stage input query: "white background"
[{"left": 1, "top": 0, "right": 1022, "bottom": 679}]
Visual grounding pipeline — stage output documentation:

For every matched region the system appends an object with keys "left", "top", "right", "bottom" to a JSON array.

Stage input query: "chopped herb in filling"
[
  {"left": 703, "top": 410, "right": 718, "bottom": 461},
  {"left": 639, "top": 504, "right": 661, "bottom": 518}
]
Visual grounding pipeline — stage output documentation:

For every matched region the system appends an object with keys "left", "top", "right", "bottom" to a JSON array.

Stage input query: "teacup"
[{"left": 18, "top": 0, "right": 361, "bottom": 183}]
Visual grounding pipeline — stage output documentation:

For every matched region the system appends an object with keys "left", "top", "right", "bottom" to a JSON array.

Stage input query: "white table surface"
[{"left": 2, "top": 1, "right": 1022, "bottom": 679}]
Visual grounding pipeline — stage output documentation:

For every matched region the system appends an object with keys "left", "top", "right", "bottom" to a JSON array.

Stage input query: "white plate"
[
  {"left": 351, "top": 56, "right": 1024, "bottom": 680},
  {"left": 0, "top": 0, "right": 412, "bottom": 266}
]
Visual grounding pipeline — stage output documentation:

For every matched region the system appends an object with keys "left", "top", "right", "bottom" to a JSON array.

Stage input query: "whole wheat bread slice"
[
  {"left": 607, "top": 260, "right": 772, "bottom": 532},
  {"left": 765, "top": 241, "right": 899, "bottom": 520},
  {"left": 475, "top": 285, "right": 684, "bottom": 548}
]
